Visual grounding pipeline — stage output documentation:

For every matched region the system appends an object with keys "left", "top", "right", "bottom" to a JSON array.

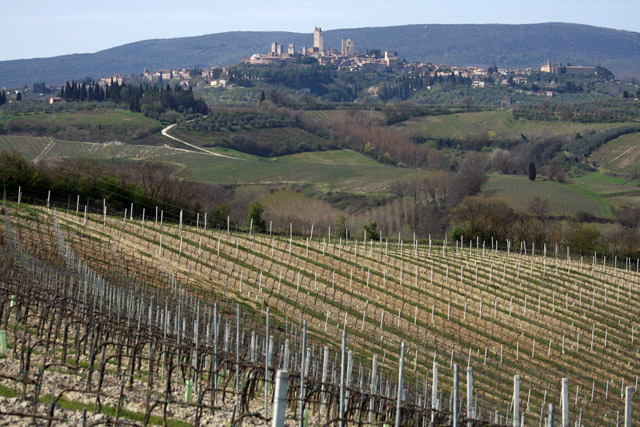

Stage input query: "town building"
[
  {"left": 271, "top": 42, "right": 284, "bottom": 56},
  {"left": 384, "top": 51, "right": 398, "bottom": 69},
  {"left": 341, "top": 38, "right": 354, "bottom": 57},
  {"left": 210, "top": 79, "right": 228, "bottom": 88},
  {"left": 314, "top": 27, "right": 323, "bottom": 54},
  {"left": 541, "top": 59, "right": 597, "bottom": 75},
  {"left": 98, "top": 74, "right": 129, "bottom": 86}
]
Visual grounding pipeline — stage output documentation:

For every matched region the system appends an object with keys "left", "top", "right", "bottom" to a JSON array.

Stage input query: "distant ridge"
[{"left": 1, "top": 23, "right": 639, "bottom": 88}]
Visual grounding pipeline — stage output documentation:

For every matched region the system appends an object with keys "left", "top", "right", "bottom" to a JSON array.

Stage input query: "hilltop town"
[
  {"left": 2, "top": 24, "right": 629, "bottom": 111},
  {"left": 35, "top": 26, "right": 607, "bottom": 104},
  {"left": 139, "top": 27, "right": 603, "bottom": 93}
]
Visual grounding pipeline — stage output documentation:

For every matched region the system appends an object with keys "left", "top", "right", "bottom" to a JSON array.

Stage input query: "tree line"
[
  {"left": 378, "top": 72, "right": 473, "bottom": 101},
  {"left": 451, "top": 196, "right": 640, "bottom": 259},
  {"left": 59, "top": 81, "right": 208, "bottom": 116},
  {"left": 0, "top": 152, "right": 227, "bottom": 221},
  {"left": 513, "top": 99, "right": 640, "bottom": 123}
]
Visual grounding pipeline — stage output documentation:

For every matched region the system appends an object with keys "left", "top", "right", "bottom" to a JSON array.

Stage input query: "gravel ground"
[{"left": 0, "top": 354, "right": 302, "bottom": 426}]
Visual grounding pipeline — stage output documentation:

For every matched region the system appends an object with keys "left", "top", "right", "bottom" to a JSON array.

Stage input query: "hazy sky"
[{"left": 2, "top": 0, "right": 638, "bottom": 61}]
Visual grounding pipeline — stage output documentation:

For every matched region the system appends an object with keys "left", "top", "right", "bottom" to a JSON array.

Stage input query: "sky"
[{"left": 2, "top": 0, "right": 638, "bottom": 61}]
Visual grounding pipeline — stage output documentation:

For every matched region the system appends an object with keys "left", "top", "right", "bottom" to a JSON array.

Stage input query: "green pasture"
[
  {"left": 0, "top": 109, "right": 165, "bottom": 144},
  {"left": 483, "top": 175, "right": 607, "bottom": 217},
  {"left": 0, "top": 135, "right": 423, "bottom": 195},
  {"left": 394, "top": 110, "right": 628, "bottom": 142},
  {"left": 302, "top": 109, "right": 384, "bottom": 122},
  {"left": 153, "top": 149, "right": 425, "bottom": 194}
]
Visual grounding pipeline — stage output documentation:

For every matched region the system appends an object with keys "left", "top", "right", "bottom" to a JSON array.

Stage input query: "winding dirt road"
[{"left": 161, "top": 123, "right": 239, "bottom": 159}]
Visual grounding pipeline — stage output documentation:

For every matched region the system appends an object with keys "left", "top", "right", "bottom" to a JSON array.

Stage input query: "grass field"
[
  {"left": 589, "top": 132, "right": 640, "bottom": 172},
  {"left": 483, "top": 172, "right": 640, "bottom": 219},
  {"left": 277, "top": 149, "right": 382, "bottom": 166},
  {"left": 155, "top": 149, "right": 426, "bottom": 194},
  {"left": 0, "top": 135, "right": 423, "bottom": 195},
  {"left": 571, "top": 172, "right": 640, "bottom": 214},
  {"left": 169, "top": 125, "right": 329, "bottom": 157},
  {"left": 302, "top": 109, "right": 384, "bottom": 123},
  {"left": 483, "top": 175, "right": 607, "bottom": 217},
  {"left": 393, "top": 110, "right": 628, "bottom": 142},
  {"left": 0, "top": 109, "right": 166, "bottom": 145}
]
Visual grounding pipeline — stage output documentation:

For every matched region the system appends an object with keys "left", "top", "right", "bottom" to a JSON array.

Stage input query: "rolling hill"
[{"left": 1, "top": 23, "right": 639, "bottom": 88}]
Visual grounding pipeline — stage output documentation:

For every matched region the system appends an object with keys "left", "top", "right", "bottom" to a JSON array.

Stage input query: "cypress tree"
[
  {"left": 64, "top": 81, "right": 72, "bottom": 100},
  {"left": 528, "top": 162, "right": 537, "bottom": 181}
]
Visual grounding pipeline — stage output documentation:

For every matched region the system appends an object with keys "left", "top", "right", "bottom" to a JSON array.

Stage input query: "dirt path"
[
  {"left": 33, "top": 138, "right": 56, "bottom": 163},
  {"left": 161, "top": 124, "right": 240, "bottom": 159}
]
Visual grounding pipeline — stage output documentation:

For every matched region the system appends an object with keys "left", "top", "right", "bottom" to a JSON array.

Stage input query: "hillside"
[
  {"left": 393, "top": 110, "right": 627, "bottom": 142},
  {"left": 1, "top": 199, "right": 639, "bottom": 425},
  {"left": 589, "top": 132, "right": 640, "bottom": 172},
  {"left": 1, "top": 23, "right": 639, "bottom": 88}
]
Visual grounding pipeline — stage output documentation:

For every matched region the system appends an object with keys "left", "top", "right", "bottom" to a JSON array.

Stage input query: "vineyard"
[
  {"left": 0, "top": 194, "right": 638, "bottom": 426},
  {"left": 0, "top": 135, "right": 184, "bottom": 163},
  {"left": 589, "top": 132, "right": 640, "bottom": 173}
]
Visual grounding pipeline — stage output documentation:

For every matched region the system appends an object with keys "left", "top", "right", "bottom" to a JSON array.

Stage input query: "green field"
[
  {"left": 484, "top": 172, "right": 640, "bottom": 219},
  {"left": 170, "top": 125, "right": 329, "bottom": 157},
  {"left": 589, "top": 132, "right": 640, "bottom": 172},
  {"left": 0, "top": 135, "right": 423, "bottom": 194},
  {"left": 393, "top": 110, "right": 627, "bottom": 142},
  {"left": 571, "top": 172, "right": 640, "bottom": 213},
  {"left": 0, "top": 109, "right": 166, "bottom": 145},
  {"left": 4, "top": 107, "right": 640, "bottom": 216},
  {"left": 277, "top": 149, "right": 382, "bottom": 165},
  {"left": 302, "top": 109, "right": 384, "bottom": 123},
  {"left": 483, "top": 175, "right": 607, "bottom": 217},
  {"left": 154, "top": 149, "right": 426, "bottom": 194}
]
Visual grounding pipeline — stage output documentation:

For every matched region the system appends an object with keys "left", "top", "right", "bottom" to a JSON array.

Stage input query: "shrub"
[
  {"left": 363, "top": 221, "right": 380, "bottom": 240},
  {"left": 247, "top": 202, "right": 266, "bottom": 233},
  {"left": 565, "top": 224, "right": 601, "bottom": 253}
]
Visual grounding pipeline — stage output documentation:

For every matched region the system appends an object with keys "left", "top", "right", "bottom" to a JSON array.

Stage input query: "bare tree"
[
  {"left": 421, "top": 171, "right": 450, "bottom": 209},
  {"left": 528, "top": 197, "right": 550, "bottom": 220},
  {"left": 488, "top": 149, "right": 513, "bottom": 174},
  {"left": 449, "top": 152, "right": 488, "bottom": 206},
  {"left": 452, "top": 196, "right": 516, "bottom": 242}
]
